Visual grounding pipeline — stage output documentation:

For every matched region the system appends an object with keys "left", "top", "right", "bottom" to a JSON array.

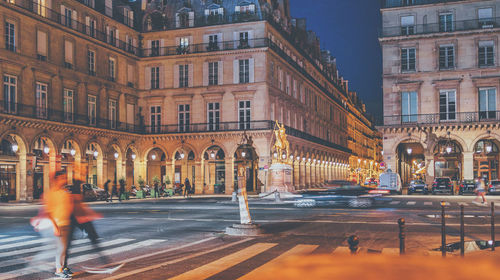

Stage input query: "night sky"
[{"left": 289, "top": 0, "right": 383, "bottom": 122}]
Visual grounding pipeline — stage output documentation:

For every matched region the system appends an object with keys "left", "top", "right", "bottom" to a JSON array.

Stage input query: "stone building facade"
[
  {"left": 380, "top": 0, "right": 500, "bottom": 187},
  {"left": 0, "top": 0, "right": 375, "bottom": 202}
]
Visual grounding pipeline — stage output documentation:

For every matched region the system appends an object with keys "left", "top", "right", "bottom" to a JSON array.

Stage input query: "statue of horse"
[{"left": 273, "top": 120, "right": 290, "bottom": 161}]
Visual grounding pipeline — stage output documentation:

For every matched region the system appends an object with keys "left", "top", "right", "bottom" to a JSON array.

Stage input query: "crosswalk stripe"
[
  {"left": 238, "top": 244, "right": 318, "bottom": 280},
  {"left": 332, "top": 246, "right": 351, "bottom": 254},
  {"left": 0, "top": 236, "right": 35, "bottom": 244},
  {"left": 389, "top": 201, "right": 400, "bottom": 205},
  {"left": 104, "top": 238, "right": 253, "bottom": 280},
  {"left": 407, "top": 201, "right": 416, "bottom": 205},
  {"left": 0, "top": 237, "right": 52, "bottom": 250},
  {"left": 168, "top": 243, "right": 277, "bottom": 280},
  {"left": 381, "top": 248, "right": 399, "bottom": 255},
  {"left": 460, "top": 203, "right": 469, "bottom": 207},
  {"left": 0, "top": 239, "right": 164, "bottom": 280},
  {"left": 0, "top": 239, "right": 133, "bottom": 269},
  {"left": 0, "top": 235, "right": 6, "bottom": 238},
  {"left": 0, "top": 239, "right": 89, "bottom": 259},
  {"left": 424, "top": 202, "right": 433, "bottom": 206}
]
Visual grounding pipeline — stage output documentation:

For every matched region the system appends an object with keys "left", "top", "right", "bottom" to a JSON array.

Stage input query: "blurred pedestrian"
[
  {"left": 119, "top": 179, "right": 125, "bottom": 202},
  {"left": 110, "top": 182, "right": 119, "bottom": 202},
  {"left": 473, "top": 177, "right": 487, "bottom": 205},
  {"left": 184, "top": 178, "right": 191, "bottom": 198},
  {"left": 104, "top": 180, "right": 111, "bottom": 202},
  {"left": 154, "top": 182, "right": 159, "bottom": 198}
]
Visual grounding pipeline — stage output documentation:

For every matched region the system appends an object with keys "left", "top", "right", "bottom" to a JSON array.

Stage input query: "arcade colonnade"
[{"left": 0, "top": 129, "right": 349, "bottom": 202}]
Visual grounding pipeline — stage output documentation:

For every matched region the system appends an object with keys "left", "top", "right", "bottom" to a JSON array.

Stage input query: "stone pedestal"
[
  {"left": 225, "top": 223, "right": 263, "bottom": 236},
  {"left": 267, "top": 163, "right": 294, "bottom": 193}
]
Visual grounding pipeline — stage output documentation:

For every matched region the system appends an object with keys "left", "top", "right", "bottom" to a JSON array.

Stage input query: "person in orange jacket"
[{"left": 44, "top": 171, "right": 74, "bottom": 279}]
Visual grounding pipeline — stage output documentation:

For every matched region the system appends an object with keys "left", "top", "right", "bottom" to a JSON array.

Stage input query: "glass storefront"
[{"left": 0, "top": 165, "right": 16, "bottom": 200}]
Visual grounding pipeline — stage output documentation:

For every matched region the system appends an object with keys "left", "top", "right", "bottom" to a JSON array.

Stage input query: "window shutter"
[
  {"left": 160, "top": 39, "right": 165, "bottom": 55},
  {"left": 129, "top": 11, "right": 134, "bottom": 27},
  {"left": 127, "top": 64, "right": 133, "bottom": 84},
  {"left": 175, "top": 13, "right": 180, "bottom": 28},
  {"left": 233, "top": 32, "right": 238, "bottom": 48},
  {"left": 146, "top": 40, "right": 151, "bottom": 56},
  {"left": 249, "top": 58, "right": 255, "bottom": 83},
  {"left": 235, "top": 6, "right": 240, "bottom": 12},
  {"left": 204, "top": 9, "right": 209, "bottom": 16},
  {"left": 85, "top": 16, "right": 90, "bottom": 35},
  {"left": 250, "top": 4, "right": 255, "bottom": 12},
  {"left": 188, "top": 64, "right": 194, "bottom": 87},
  {"left": 145, "top": 66, "right": 151, "bottom": 90},
  {"left": 159, "top": 66, "right": 165, "bottom": 89},
  {"left": 173, "top": 65, "right": 179, "bottom": 88},
  {"left": 65, "top": 40, "right": 73, "bottom": 63},
  {"left": 106, "top": 26, "right": 110, "bottom": 42},
  {"left": 203, "top": 62, "right": 208, "bottom": 86},
  {"left": 72, "top": 10, "right": 77, "bottom": 29},
  {"left": 115, "top": 29, "right": 120, "bottom": 47},
  {"left": 233, "top": 60, "right": 239, "bottom": 84},
  {"left": 188, "top": 12, "right": 194, "bottom": 27},
  {"left": 218, "top": 61, "right": 224, "bottom": 85},
  {"left": 248, "top": 30, "right": 254, "bottom": 47},
  {"left": 37, "top": 30, "right": 47, "bottom": 55},
  {"left": 60, "top": 5, "right": 65, "bottom": 23}
]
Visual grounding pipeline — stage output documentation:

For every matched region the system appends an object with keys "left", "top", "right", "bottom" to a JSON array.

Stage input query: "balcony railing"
[
  {"left": 2, "top": 0, "right": 138, "bottom": 54},
  {"left": 144, "top": 120, "right": 273, "bottom": 134},
  {"left": 381, "top": 17, "right": 500, "bottom": 37},
  {"left": 141, "top": 38, "right": 268, "bottom": 57},
  {"left": 383, "top": 111, "right": 500, "bottom": 126},
  {"left": 383, "top": 0, "right": 466, "bottom": 8},
  {"left": 0, "top": 102, "right": 141, "bottom": 133}
]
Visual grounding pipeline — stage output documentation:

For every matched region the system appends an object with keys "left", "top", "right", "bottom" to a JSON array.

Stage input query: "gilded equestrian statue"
[{"left": 273, "top": 120, "right": 290, "bottom": 162}]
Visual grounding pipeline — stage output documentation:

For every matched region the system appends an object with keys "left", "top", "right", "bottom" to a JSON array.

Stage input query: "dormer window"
[
  {"left": 176, "top": 8, "right": 194, "bottom": 28},
  {"left": 205, "top": 4, "right": 224, "bottom": 24},
  {"left": 235, "top": 1, "right": 255, "bottom": 14}
]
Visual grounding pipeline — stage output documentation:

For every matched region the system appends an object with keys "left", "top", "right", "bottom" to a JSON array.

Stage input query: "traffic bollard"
[
  {"left": 232, "top": 192, "right": 237, "bottom": 202},
  {"left": 460, "top": 204, "right": 464, "bottom": 257},
  {"left": 441, "top": 201, "right": 446, "bottom": 257},
  {"left": 347, "top": 235, "right": 359, "bottom": 254},
  {"left": 492, "top": 202, "right": 495, "bottom": 251},
  {"left": 398, "top": 218, "right": 405, "bottom": 255}
]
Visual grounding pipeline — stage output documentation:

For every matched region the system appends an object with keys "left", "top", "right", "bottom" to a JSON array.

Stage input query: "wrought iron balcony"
[
  {"left": 381, "top": 17, "right": 500, "bottom": 37},
  {"left": 383, "top": 111, "right": 500, "bottom": 126},
  {"left": 383, "top": 0, "right": 466, "bottom": 9}
]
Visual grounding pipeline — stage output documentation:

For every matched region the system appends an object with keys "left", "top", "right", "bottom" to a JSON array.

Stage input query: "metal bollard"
[
  {"left": 274, "top": 191, "right": 282, "bottom": 203},
  {"left": 492, "top": 202, "right": 495, "bottom": 251},
  {"left": 398, "top": 218, "right": 405, "bottom": 255},
  {"left": 232, "top": 192, "right": 237, "bottom": 202},
  {"left": 347, "top": 235, "right": 359, "bottom": 254},
  {"left": 441, "top": 201, "right": 446, "bottom": 257},
  {"left": 460, "top": 204, "right": 464, "bottom": 257}
]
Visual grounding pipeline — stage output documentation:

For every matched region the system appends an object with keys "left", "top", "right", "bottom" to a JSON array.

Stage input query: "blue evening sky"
[{"left": 290, "top": 0, "right": 383, "bottom": 121}]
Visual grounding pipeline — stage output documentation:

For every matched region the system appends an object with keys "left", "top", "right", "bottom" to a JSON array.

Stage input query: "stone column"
[
  {"left": 194, "top": 161, "right": 203, "bottom": 194},
  {"left": 224, "top": 157, "right": 234, "bottom": 194},
  {"left": 299, "top": 160, "right": 306, "bottom": 189},
  {"left": 463, "top": 151, "right": 474, "bottom": 180},
  {"left": 305, "top": 162, "right": 311, "bottom": 188},
  {"left": 424, "top": 154, "right": 435, "bottom": 187},
  {"left": 18, "top": 153, "right": 28, "bottom": 201},
  {"left": 293, "top": 161, "right": 299, "bottom": 189}
]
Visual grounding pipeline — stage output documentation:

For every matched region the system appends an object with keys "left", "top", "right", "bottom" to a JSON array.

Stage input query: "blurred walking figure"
[
  {"left": 104, "top": 180, "right": 111, "bottom": 202},
  {"left": 110, "top": 182, "right": 119, "bottom": 202},
  {"left": 184, "top": 178, "right": 191, "bottom": 198},
  {"left": 154, "top": 182, "right": 159, "bottom": 198},
  {"left": 473, "top": 177, "right": 487, "bottom": 205},
  {"left": 119, "top": 179, "right": 126, "bottom": 201}
]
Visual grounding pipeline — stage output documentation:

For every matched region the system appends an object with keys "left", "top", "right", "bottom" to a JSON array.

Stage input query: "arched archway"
[
  {"left": 203, "top": 145, "right": 226, "bottom": 194},
  {"left": 0, "top": 133, "right": 27, "bottom": 201},
  {"left": 107, "top": 144, "right": 123, "bottom": 188},
  {"left": 60, "top": 139, "right": 82, "bottom": 184},
  {"left": 146, "top": 148, "right": 166, "bottom": 186},
  {"left": 125, "top": 147, "right": 139, "bottom": 189},
  {"left": 433, "top": 139, "right": 463, "bottom": 182},
  {"left": 473, "top": 139, "right": 500, "bottom": 181},
  {"left": 32, "top": 135, "right": 57, "bottom": 199},
  {"left": 85, "top": 142, "right": 103, "bottom": 187},
  {"left": 234, "top": 144, "right": 259, "bottom": 192},
  {"left": 396, "top": 141, "right": 426, "bottom": 187}
]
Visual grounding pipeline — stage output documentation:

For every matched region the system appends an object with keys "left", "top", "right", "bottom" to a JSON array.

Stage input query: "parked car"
[
  {"left": 459, "top": 179, "right": 476, "bottom": 195},
  {"left": 431, "top": 177, "right": 454, "bottom": 195},
  {"left": 408, "top": 180, "right": 428, "bottom": 195},
  {"left": 488, "top": 180, "right": 500, "bottom": 195},
  {"left": 82, "top": 183, "right": 108, "bottom": 201},
  {"left": 293, "top": 184, "right": 388, "bottom": 208},
  {"left": 378, "top": 171, "right": 402, "bottom": 194}
]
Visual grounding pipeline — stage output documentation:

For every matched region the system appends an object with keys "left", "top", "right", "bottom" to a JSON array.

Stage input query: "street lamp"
[
  {"left": 290, "top": 155, "right": 294, "bottom": 160},
  {"left": 210, "top": 150, "right": 216, "bottom": 159},
  {"left": 114, "top": 152, "right": 119, "bottom": 159},
  {"left": 302, "top": 157, "right": 306, "bottom": 162},
  {"left": 486, "top": 144, "right": 493, "bottom": 153},
  {"left": 70, "top": 148, "right": 76, "bottom": 156},
  {"left": 241, "top": 150, "right": 246, "bottom": 158},
  {"left": 446, "top": 146, "right": 452, "bottom": 154},
  {"left": 93, "top": 150, "right": 98, "bottom": 158},
  {"left": 281, "top": 153, "right": 287, "bottom": 160},
  {"left": 43, "top": 146, "right": 50, "bottom": 154},
  {"left": 273, "top": 152, "right": 278, "bottom": 158},
  {"left": 11, "top": 143, "right": 18, "bottom": 153},
  {"left": 407, "top": 148, "right": 412, "bottom": 155},
  {"left": 131, "top": 153, "right": 136, "bottom": 160},
  {"left": 151, "top": 154, "right": 156, "bottom": 160},
  {"left": 180, "top": 151, "right": 185, "bottom": 159}
]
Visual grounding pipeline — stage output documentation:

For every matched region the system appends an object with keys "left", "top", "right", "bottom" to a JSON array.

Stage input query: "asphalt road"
[{"left": 1, "top": 195, "right": 500, "bottom": 279}]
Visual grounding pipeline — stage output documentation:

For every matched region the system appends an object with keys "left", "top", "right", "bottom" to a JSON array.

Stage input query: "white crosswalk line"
[
  {"left": 0, "top": 239, "right": 89, "bottom": 259},
  {"left": 0, "top": 235, "right": 6, "bottom": 238},
  {"left": 381, "top": 248, "right": 399, "bottom": 255},
  {"left": 0, "top": 239, "right": 164, "bottom": 279},
  {"left": 0, "top": 239, "right": 133, "bottom": 269},
  {"left": 332, "top": 246, "right": 351, "bottom": 254},
  {"left": 0, "top": 237, "right": 52, "bottom": 250},
  {"left": 389, "top": 201, "right": 400, "bottom": 205},
  {"left": 168, "top": 243, "right": 277, "bottom": 280},
  {"left": 239, "top": 244, "right": 318, "bottom": 280},
  {"left": 407, "top": 201, "right": 416, "bottom": 205},
  {"left": 424, "top": 202, "right": 433, "bottom": 206},
  {"left": 0, "top": 236, "right": 35, "bottom": 244},
  {"left": 460, "top": 203, "right": 469, "bottom": 207}
]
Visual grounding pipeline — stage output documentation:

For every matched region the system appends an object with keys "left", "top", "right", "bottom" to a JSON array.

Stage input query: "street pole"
[
  {"left": 460, "top": 204, "right": 464, "bottom": 257},
  {"left": 398, "top": 218, "right": 405, "bottom": 255},
  {"left": 491, "top": 202, "right": 495, "bottom": 251},
  {"left": 441, "top": 201, "right": 446, "bottom": 257}
]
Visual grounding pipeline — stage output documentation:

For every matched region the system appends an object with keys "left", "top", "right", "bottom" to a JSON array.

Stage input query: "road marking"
[
  {"left": 0, "top": 236, "right": 35, "bottom": 244},
  {"left": 460, "top": 203, "right": 469, "bottom": 207},
  {"left": 0, "top": 238, "right": 89, "bottom": 259},
  {"left": 407, "top": 201, "right": 416, "bottom": 205},
  {"left": 104, "top": 238, "right": 253, "bottom": 280},
  {"left": 424, "top": 202, "right": 433, "bottom": 206},
  {"left": 381, "top": 248, "right": 399, "bottom": 255},
  {"left": 0, "top": 239, "right": 133, "bottom": 269},
  {"left": 239, "top": 244, "right": 318, "bottom": 280},
  {"left": 168, "top": 243, "right": 278, "bottom": 280},
  {"left": 332, "top": 246, "right": 351, "bottom": 254},
  {"left": 389, "top": 201, "right": 400, "bottom": 205},
  {"left": 0, "top": 237, "right": 52, "bottom": 250}
]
